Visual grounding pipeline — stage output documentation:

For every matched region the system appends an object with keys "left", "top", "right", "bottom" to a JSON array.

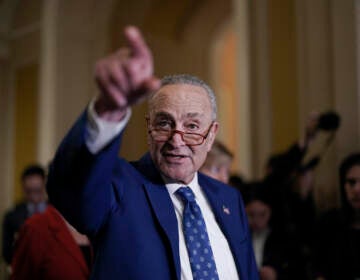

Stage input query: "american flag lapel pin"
[{"left": 222, "top": 205, "right": 230, "bottom": 215}]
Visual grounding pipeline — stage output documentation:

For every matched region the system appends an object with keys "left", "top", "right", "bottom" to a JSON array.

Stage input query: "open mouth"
[
  {"left": 163, "top": 153, "right": 188, "bottom": 162},
  {"left": 167, "top": 154, "right": 186, "bottom": 158}
]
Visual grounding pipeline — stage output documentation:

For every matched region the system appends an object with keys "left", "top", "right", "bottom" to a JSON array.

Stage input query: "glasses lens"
[
  {"left": 150, "top": 129, "right": 204, "bottom": 145},
  {"left": 183, "top": 133, "right": 203, "bottom": 145},
  {"left": 151, "top": 129, "right": 170, "bottom": 141}
]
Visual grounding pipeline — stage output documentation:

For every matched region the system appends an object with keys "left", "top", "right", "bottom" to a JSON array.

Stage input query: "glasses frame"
[{"left": 147, "top": 119, "right": 214, "bottom": 146}]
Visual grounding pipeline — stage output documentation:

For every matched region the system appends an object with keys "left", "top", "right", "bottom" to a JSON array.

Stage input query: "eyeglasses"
[{"left": 148, "top": 122, "right": 214, "bottom": 146}]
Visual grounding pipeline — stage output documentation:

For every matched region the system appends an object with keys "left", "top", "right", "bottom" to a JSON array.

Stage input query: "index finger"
[{"left": 124, "top": 26, "right": 151, "bottom": 60}]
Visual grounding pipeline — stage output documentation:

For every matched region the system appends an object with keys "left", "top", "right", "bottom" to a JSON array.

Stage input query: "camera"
[{"left": 317, "top": 111, "right": 340, "bottom": 131}]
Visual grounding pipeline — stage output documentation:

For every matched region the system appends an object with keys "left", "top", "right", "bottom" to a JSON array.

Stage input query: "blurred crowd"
[{"left": 201, "top": 111, "right": 360, "bottom": 280}]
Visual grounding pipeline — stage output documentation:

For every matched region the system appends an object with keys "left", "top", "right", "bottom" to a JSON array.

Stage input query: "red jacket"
[{"left": 11, "top": 205, "right": 91, "bottom": 280}]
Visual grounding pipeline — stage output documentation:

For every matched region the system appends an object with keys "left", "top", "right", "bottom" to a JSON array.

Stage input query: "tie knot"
[{"left": 176, "top": 186, "right": 196, "bottom": 203}]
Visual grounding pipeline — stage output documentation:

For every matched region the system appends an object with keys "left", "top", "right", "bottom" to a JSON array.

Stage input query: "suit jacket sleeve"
[{"left": 46, "top": 111, "right": 124, "bottom": 237}]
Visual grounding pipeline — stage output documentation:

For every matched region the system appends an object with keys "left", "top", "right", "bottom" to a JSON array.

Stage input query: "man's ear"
[
  {"left": 145, "top": 114, "right": 150, "bottom": 128},
  {"left": 145, "top": 115, "right": 151, "bottom": 146},
  {"left": 206, "top": 122, "right": 219, "bottom": 151},
  {"left": 211, "top": 122, "right": 219, "bottom": 138}
]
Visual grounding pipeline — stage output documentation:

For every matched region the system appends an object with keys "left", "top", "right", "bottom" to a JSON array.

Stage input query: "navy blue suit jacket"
[{"left": 47, "top": 112, "right": 259, "bottom": 280}]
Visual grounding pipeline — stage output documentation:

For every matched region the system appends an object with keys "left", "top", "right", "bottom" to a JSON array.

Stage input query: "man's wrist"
[
  {"left": 94, "top": 98, "right": 128, "bottom": 122},
  {"left": 86, "top": 99, "right": 132, "bottom": 154}
]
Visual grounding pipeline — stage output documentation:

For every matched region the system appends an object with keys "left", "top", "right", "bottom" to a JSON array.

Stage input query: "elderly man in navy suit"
[{"left": 47, "top": 26, "right": 258, "bottom": 280}]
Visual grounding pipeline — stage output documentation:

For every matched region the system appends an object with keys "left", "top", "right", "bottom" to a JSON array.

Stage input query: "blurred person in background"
[
  {"left": 313, "top": 152, "right": 360, "bottom": 280},
  {"left": 243, "top": 183, "right": 307, "bottom": 280},
  {"left": 262, "top": 111, "right": 341, "bottom": 279},
  {"left": 229, "top": 174, "right": 244, "bottom": 189},
  {"left": 200, "top": 140, "right": 234, "bottom": 183},
  {"left": 263, "top": 112, "right": 320, "bottom": 232},
  {"left": 11, "top": 204, "right": 92, "bottom": 280},
  {"left": 2, "top": 164, "right": 48, "bottom": 265}
]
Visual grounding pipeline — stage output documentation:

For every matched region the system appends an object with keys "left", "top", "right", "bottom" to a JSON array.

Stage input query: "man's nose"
[{"left": 168, "top": 130, "right": 186, "bottom": 146}]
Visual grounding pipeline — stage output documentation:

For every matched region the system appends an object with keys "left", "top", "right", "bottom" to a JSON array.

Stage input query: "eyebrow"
[
  {"left": 153, "top": 112, "right": 204, "bottom": 119},
  {"left": 153, "top": 112, "right": 173, "bottom": 119}
]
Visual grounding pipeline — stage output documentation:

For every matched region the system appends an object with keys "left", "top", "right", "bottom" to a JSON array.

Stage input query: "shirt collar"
[
  {"left": 163, "top": 173, "right": 200, "bottom": 198},
  {"left": 27, "top": 201, "right": 47, "bottom": 215}
]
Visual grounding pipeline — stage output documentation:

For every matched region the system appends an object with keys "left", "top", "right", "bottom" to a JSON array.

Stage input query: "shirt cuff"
[{"left": 85, "top": 99, "right": 132, "bottom": 154}]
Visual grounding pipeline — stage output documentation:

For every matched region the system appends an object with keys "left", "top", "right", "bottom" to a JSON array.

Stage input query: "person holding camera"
[
  {"left": 265, "top": 111, "right": 340, "bottom": 225},
  {"left": 262, "top": 111, "right": 340, "bottom": 279},
  {"left": 263, "top": 112, "right": 319, "bottom": 230}
]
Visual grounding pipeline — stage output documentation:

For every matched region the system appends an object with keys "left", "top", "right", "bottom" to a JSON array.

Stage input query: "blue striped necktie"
[{"left": 176, "top": 186, "right": 219, "bottom": 280}]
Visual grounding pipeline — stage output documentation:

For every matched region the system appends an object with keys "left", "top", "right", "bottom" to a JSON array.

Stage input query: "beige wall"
[
  {"left": 0, "top": 58, "right": 12, "bottom": 214},
  {"left": 212, "top": 23, "right": 240, "bottom": 173},
  {"left": 249, "top": 0, "right": 272, "bottom": 179},
  {"left": 268, "top": 0, "right": 299, "bottom": 153},
  {"left": 0, "top": 0, "right": 42, "bottom": 276},
  {"left": 0, "top": 0, "right": 42, "bottom": 208},
  {"left": 13, "top": 64, "right": 39, "bottom": 202}
]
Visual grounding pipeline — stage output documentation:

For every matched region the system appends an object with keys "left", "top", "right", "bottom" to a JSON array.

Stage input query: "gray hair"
[{"left": 158, "top": 74, "right": 218, "bottom": 120}]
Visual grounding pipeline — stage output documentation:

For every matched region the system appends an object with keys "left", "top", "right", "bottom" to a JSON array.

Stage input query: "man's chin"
[{"left": 161, "top": 169, "right": 194, "bottom": 185}]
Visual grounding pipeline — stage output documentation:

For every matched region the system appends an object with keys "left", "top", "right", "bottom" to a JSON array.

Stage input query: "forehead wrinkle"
[
  {"left": 151, "top": 111, "right": 176, "bottom": 122},
  {"left": 186, "top": 112, "right": 202, "bottom": 119},
  {"left": 152, "top": 111, "right": 205, "bottom": 123},
  {"left": 154, "top": 112, "right": 173, "bottom": 119},
  {"left": 148, "top": 84, "right": 213, "bottom": 123}
]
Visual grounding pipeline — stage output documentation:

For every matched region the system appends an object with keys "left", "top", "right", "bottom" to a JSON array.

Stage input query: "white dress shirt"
[
  {"left": 85, "top": 101, "right": 239, "bottom": 279},
  {"left": 251, "top": 228, "right": 270, "bottom": 269},
  {"left": 85, "top": 99, "right": 131, "bottom": 154}
]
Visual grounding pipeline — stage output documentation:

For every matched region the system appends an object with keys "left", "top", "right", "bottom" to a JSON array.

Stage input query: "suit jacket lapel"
[
  {"left": 133, "top": 154, "right": 181, "bottom": 280},
  {"left": 47, "top": 206, "right": 89, "bottom": 274},
  {"left": 143, "top": 182, "right": 181, "bottom": 280}
]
